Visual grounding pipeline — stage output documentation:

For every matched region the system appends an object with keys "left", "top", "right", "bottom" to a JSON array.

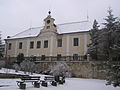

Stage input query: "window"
[
  {"left": 57, "top": 54, "right": 61, "bottom": 57},
  {"left": 30, "top": 41, "right": 34, "bottom": 49},
  {"left": 47, "top": 20, "right": 50, "bottom": 24},
  {"left": 73, "top": 38, "right": 79, "bottom": 46},
  {"left": 57, "top": 54, "right": 62, "bottom": 60},
  {"left": 37, "top": 41, "right": 41, "bottom": 48},
  {"left": 8, "top": 43, "right": 12, "bottom": 50},
  {"left": 57, "top": 39, "right": 62, "bottom": 47},
  {"left": 19, "top": 42, "right": 22, "bottom": 49},
  {"left": 73, "top": 54, "right": 78, "bottom": 60},
  {"left": 46, "top": 26, "right": 50, "bottom": 29},
  {"left": 44, "top": 40, "right": 48, "bottom": 48},
  {"left": 41, "top": 55, "right": 46, "bottom": 60}
]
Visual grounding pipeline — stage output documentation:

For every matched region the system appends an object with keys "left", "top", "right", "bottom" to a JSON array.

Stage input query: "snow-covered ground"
[
  {"left": 0, "top": 78, "right": 120, "bottom": 90},
  {"left": 0, "top": 68, "right": 120, "bottom": 90},
  {"left": 0, "top": 68, "right": 26, "bottom": 75}
]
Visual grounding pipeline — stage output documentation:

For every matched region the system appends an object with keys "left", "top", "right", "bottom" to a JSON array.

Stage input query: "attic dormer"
[{"left": 41, "top": 11, "right": 57, "bottom": 33}]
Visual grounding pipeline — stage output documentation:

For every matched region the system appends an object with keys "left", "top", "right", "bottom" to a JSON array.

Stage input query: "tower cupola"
[{"left": 41, "top": 11, "right": 57, "bottom": 33}]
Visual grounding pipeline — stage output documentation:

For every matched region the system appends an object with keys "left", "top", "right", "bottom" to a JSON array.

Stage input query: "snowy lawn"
[{"left": 0, "top": 78, "right": 120, "bottom": 90}]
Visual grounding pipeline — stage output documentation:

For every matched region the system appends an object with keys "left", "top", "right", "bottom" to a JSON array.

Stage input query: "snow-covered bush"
[
  {"left": 12, "top": 64, "right": 20, "bottom": 72},
  {"left": 0, "top": 60, "right": 5, "bottom": 69},
  {"left": 50, "top": 62, "right": 71, "bottom": 77},
  {"left": 20, "top": 60, "right": 35, "bottom": 74},
  {"left": 33, "top": 64, "right": 43, "bottom": 74}
]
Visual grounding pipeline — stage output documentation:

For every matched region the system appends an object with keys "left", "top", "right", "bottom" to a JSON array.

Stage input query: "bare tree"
[
  {"left": 0, "top": 60, "right": 5, "bottom": 69},
  {"left": 20, "top": 60, "right": 35, "bottom": 74},
  {"left": 13, "top": 64, "right": 20, "bottom": 72},
  {"left": 50, "top": 62, "right": 71, "bottom": 77}
]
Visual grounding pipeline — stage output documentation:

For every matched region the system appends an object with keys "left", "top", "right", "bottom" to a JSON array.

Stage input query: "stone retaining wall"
[{"left": 35, "top": 61, "right": 109, "bottom": 79}]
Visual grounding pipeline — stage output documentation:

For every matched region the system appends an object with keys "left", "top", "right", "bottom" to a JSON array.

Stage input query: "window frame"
[
  {"left": 46, "top": 26, "right": 50, "bottom": 29},
  {"left": 44, "top": 40, "right": 48, "bottom": 48},
  {"left": 30, "top": 41, "right": 34, "bottom": 49},
  {"left": 8, "top": 43, "right": 12, "bottom": 50},
  {"left": 73, "top": 54, "right": 79, "bottom": 60},
  {"left": 73, "top": 38, "right": 79, "bottom": 46},
  {"left": 57, "top": 39, "right": 62, "bottom": 47},
  {"left": 36, "top": 41, "right": 41, "bottom": 48},
  {"left": 19, "top": 42, "right": 22, "bottom": 49}
]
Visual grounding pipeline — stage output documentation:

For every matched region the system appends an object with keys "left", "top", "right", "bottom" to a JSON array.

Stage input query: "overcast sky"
[{"left": 0, "top": 0, "right": 120, "bottom": 39}]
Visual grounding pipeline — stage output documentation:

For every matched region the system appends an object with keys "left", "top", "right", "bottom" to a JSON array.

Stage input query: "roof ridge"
[
  {"left": 12, "top": 28, "right": 31, "bottom": 37},
  {"left": 12, "top": 26, "right": 43, "bottom": 37},
  {"left": 29, "top": 26, "right": 43, "bottom": 29},
  {"left": 57, "top": 20, "right": 89, "bottom": 26}
]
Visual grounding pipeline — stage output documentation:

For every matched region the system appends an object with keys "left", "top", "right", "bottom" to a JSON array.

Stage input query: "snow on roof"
[
  {"left": 57, "top": 21, "right": 91, "bottom": 34},
  {"left": 8, "top": 27, "right": 43, "bottom": 39},
  {"left": 7, "top": 21, "right": 92, "bottom": 39}
]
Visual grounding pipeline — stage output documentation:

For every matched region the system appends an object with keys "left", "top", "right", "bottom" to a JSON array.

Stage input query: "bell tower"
[{"left": 41, "top": 11, "right": 57, "bottom": 33}]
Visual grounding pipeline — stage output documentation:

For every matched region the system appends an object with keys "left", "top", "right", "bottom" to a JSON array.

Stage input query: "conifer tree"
[
  {"left": 102, "top": 8, "right": 118, "bottom": 60},
  {"left": 111, "top": 19, "right": 120, "bottom": 60},
  {"left": 88, "top": 19, "right": 99, "bottom": 60},
  {"left": 103, "top": 8, "right": 120, "bottom": 87},
  {"left": 0, "top": 31, "right": 3, "bottom": 58}
]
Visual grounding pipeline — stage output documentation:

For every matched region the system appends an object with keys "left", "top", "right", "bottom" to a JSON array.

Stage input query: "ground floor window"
[
  {"left": 73, "top": 54, "right": 78, "bottom": 60},
  {"left": 57, "top": 54, "right": 62, "bottom": 60}
]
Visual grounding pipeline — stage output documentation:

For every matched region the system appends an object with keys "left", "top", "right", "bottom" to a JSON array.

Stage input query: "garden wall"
[{"left": 35, "top": 61, "right": 108, "bottom": 79}]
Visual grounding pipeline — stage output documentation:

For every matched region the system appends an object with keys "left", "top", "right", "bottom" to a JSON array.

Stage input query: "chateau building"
[{"left": 5, "top": 12, "right": 91, "bottom": 57}]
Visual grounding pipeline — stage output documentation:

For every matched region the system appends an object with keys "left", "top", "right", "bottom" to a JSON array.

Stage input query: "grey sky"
[{"left": 0, "top": 0, "right": 120, "bottom": 39}]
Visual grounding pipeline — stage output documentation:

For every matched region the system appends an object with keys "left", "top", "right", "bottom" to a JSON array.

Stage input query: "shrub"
[
  {"left": 50, "top": 62, "right": 71, "bottom": 77},
  {"left": 0, "top": 60, "right": 5, "bottom": 69},
  {"left": 17, "top": 53, "right": 25, "bottom": 64}
]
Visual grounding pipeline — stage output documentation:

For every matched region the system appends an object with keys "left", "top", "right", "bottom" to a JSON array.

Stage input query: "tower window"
[
  {"left": 30, "top": 41, "right": 34, "bottom": 49},
  {"left": 19, "top": 42, "right": 22, "bottom": 49},
  {"left": 47, "top": 20, "right": 50, "bottom": 24},
  {"left": 46, "top": 26, "right": 50, "bottom": 29},
  {"left": 73, "top": 38, "right": 79, "bottom": 46}
]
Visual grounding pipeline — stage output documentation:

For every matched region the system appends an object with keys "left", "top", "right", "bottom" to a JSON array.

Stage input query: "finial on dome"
[{"left": 48, "top": 11, "right": 51, "bottom": 15}]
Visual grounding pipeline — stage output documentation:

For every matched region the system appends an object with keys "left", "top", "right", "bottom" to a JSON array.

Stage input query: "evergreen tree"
[
  {"left": 0, "top": 31, "right": 3, "bottom": 59},
  {"left": 103, "top": 8, "right": 120, "bottom": 87},
  {"left": 87, "top": 8, "right": 120, "bottom": 86},
  {"left": 106, "top": 63, "right": 120, "bottom": 87},
  {"left": 107, "top": 19, "right": 120, "bottom": 87},
  {"left": 0, "top": 31, "right": 2, "bottom": 45},
  {"left": 111, "top": 19, "right": 120, "bottom": 60},
  {"left": 102, "top": 8, "right": 118, "bottom": 60},
  {"left": 88, "top": 19, "right": 99, "bottom": 60},
  {"left": 17, "top": 53, "right": 25, "bottom": 64}
]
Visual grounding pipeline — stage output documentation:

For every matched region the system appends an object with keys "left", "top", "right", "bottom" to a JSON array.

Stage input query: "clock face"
[{"left": 47, "top": 20, "right": 50, "bottom": 24}]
